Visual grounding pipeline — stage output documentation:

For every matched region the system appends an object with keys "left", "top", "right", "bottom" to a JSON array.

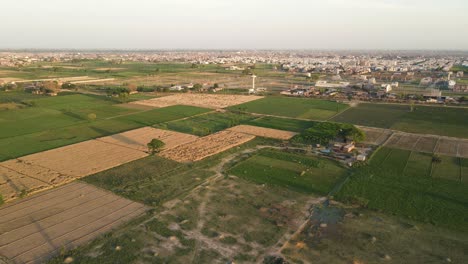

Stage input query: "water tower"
[{"left": 251, "top": 75, "right": 257, "bottom": 90}]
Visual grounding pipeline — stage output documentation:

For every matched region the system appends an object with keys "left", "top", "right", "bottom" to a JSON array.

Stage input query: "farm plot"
[
  {"left": 336, "top": 147, "right": 468, "bottom": 232},
  {"left": 413, "top": 136, "right": 439, "bottom": 153},
  {"left": 97, "top": 127, "right": 198, "bottom": 152},
  {"left": 227, "top": 125, "right": 297, "bottom": 140},
  {"left": 385, "top": 133, "right": 420, "bottom": 151},
  {"left": 131, "top": 94, "right": 263, "bottom": 109},
  {"left": 359, "top": 127, "right": 393, "bottom": 145},
  {"left": 16, "top": 140, "right": 147, "bottom": 178},
  {"left": 435, "top": 138, "right": 459, "bottom": 157},
  {"left": 0, "top": 182, "right": 146, "bottom": 264},
  {"left": 228, "top": 96, "right": 348, "bottom": 120},
  {"left": 228, "top": 149, "right": 347, "bottom": 195},
  {"left": 161, "top": 130, "right": 255, "bottom": 162}
]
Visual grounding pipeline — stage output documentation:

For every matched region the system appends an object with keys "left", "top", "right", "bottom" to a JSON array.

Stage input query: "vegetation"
[
  {"left": 229, "top": 96, "right": 349, "bottom": 120},
  {"left": 157, "top": 111, "right": 255, "bottom": 136},
  {"left": 336, "top": 147, "right": 468, "bottom": 232},
  {"left": 331, "top": 103, "right": 468, "bottom": 138},
  {"left": 293, "top": 122, "right": 365, "bottom": 145},
  {"left": 147, "top": 139, "right": 165, "bottom": 154},
  {"left": 245, "top": 116, "right": 316, "bottom": 132},
  {"left": 228, "top": 149, "right": 347, "bottom": 195},
  {"left": 0, "top": 94, "right": 210, "bottom": 161}
]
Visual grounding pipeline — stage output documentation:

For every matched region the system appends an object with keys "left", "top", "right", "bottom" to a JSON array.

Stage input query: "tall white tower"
[{"left": 251, "top": 75, "right": 257, "bottom": 91}]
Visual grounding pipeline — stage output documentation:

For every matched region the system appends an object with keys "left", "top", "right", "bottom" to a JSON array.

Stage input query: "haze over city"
[{"left": 1, "top": 0, "right": 468, "bottom": 50}]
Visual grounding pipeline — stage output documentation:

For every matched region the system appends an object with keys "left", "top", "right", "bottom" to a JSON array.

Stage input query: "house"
[
  {"left": 356, "top": 154, "right": 367, "bottom": 161},
  {"left": 169, "top": 85, "right": 184, "bottom": 91}
]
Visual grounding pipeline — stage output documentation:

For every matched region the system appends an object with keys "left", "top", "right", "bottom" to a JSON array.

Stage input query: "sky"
[{"left": 1, "top": 0, "right": 467, "bottom": 50}]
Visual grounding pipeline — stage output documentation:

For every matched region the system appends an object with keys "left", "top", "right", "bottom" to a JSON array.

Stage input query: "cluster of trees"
[{"left": 294, "top": 122, "right": 365, "bottom": 145}]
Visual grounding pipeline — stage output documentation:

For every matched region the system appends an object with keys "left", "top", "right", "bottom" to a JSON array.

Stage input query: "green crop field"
[
  {"left": 228, "top": 96, "right": 349, "bottom": 120},
  {"left": 336, "top": 147, "right": 468, "bottom": 232},
  {"left": 156, "top": 111, "right": 254, "bottom": 136},
  {"left": 245, "top": 116, "right": 316, "bottom": 132},
  {"left": 228, "top": 149, "right": 347, "bottom": 195},
  {"left": 0, "top": 93, "right": 210, "bottom": 161},
  {"left": 331, "top": 103, "right": 468, "bottom": 138}
]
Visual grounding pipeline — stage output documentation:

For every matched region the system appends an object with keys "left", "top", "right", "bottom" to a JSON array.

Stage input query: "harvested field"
[
  {"left": 414, "top": 136, "right": 438, "bottom": 153},
  {"left": 435, "top": 138, "right": 459, "bottom": 156},
  {"left": 0, "top": 127, "right": 203, "bottom": 202},
  {"left": 0, "top": 182, "right": 146, "bottom": 264},
  {"left": 131, "top": 94, "right": 263, "bottom": 109},
  {"left": 161, "top": 130, "right": 255, "bottom": 162},
  {"left": 390, "top": 134, "right": 420, "bottom": 150},
  {"left": 17, "top": 140, "right": 146, "bottom": 178},
  {"left": 97, "top": 127, "right": 198, "bottom": 152},
  {"left": 385, "top": 133, "right": 403, "bottom": 146},
  {"left": 359, "top": 127, "right": 393, "bottom": 145},
  {"left": 227, "top": 125, "right": 297, "bottom": 140}
]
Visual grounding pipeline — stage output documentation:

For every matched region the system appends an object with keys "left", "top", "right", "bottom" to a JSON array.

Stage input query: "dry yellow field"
[
  {"left": 130, "top": 93, "right": 263, "bottom": 109},
  {"left": 0, "top": 127, "right": 203, "bottom": 202},
  {"left": 161, "top": 130, "right": 255, "bottom": 162},
  {"left": 97, "top": 127, "right": 198, "bottom": 152},
  {"left": 227, "top": 125, "right": 297, "bottom": 140}
]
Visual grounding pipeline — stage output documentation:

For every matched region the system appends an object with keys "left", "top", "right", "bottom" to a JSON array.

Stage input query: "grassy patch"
[
  {"left": 229, "top": 96, "right": 348, "bottom": 120},
  {"left": 228, "top": 149, "right": 347, "bottom": 195},
  {"left": 244, "top": 116, "right": 316, "bottom": 132},
  {"left": 336, "top": 147, "right": 468, "bottom": 232},
  {"left": 157, "top": 111, "right": 254, "bottom": 136},
  {"left": 332, "top": 103, "right": 468, "bottom": 138}
]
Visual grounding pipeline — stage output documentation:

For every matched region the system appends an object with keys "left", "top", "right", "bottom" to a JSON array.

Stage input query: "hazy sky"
[{"left": 1, "top": 0, "right": 467, "bottom": 50}]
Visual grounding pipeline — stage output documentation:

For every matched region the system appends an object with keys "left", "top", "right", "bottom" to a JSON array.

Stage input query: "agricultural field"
[
  {"left": 380, "top": 132, "right": 468, "bottom": 158},
  {"left": 97, "top": 127, "right": 198, "bottom": 152},
  {"left": 359, "top": 127, "right": 393, "bottom": 145},
  {"left": 0, "top": 182, "right": 147, "bottom": 264},
  {"left": 331, "top": 103, "right": 468, "bottom": 138},
  {"left": 161, "top": 130, "right": 256, "bottom": 162},
  {"left": 227, "top": 125, "right": 297, "bottom": 140},
  {"left": 156, "top": 111, "right": 255, "bottom": 136},
  {"left": 130, "top": 93, "right": 263, "bottom": 109},
  {"left": 229, "top": 96, "right": 349, "bottom": 120},
  {"left": 228, "top": 149, "right": 348, "bottom": 195},
  {"left": 0, "top": 93, "right": 210, "bottom": 161},
  {"left": 0, "top": 127, "right": 200, "bottom": 202},
  {"left": 245, "top": 116, "right": 316, "bottom": 132},
  {"left": 336, "top": 147, "right": 468, "bottom": 232}
]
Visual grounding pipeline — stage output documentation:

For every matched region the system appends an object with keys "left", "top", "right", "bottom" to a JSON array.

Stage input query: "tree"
[
  {"left": 213, "top": 83, "right": 219, "bottom": 89},
  {"left": 147, "top": 139, "right": 165, "bottom": 154},
  {"left": 118, "top": 92, "right": 129, "bottom": 103},
  {"left": 193, "top": 83, "right": 203, "bottom": 91}
]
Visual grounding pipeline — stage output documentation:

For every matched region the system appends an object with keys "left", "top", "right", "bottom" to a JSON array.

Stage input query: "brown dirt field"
[
  {"left": 227, "top": 125, "right": 297, "bottom": 140},
  {"left": 0, "top": 166, "right": 50, "bottom": 202},
  {"left": 389, "top": 134, "right": 420, "bottom": 151},
  {"left": 360, "top": 127, "right": 392, "bottom": 145},
  {"left": 0, "top": 182, "right": 147, "bottom": 264},
  {"left": 458, "top": 142, "right": 468, "bottom": 158},
  {"left": 384, "top": 133, "right": 402, "bottom": 147},
  {"left": 130, "top": 94, "right": 263, "bottom": 109},
  {"left": 161, "top": 130, "right": 255, "bottom": 162},
  {"left": 435, "top": 139, "right": 459, "bottom": 156},
  {"left": 413, "top": 136, "right": 439, "bottom": 153},
  {"left": 97, "top": 127, "right": 199, "bottom": 152}
]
